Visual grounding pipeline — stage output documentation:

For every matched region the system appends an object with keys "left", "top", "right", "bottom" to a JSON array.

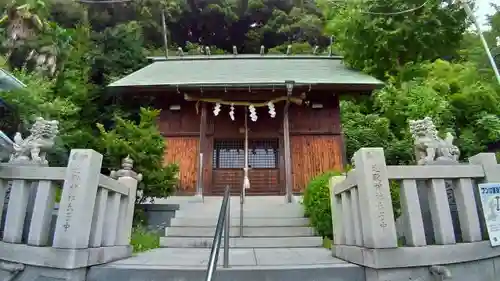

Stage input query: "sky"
[{"left": 475, "top": 0, "right": 495, "bottom": 29}]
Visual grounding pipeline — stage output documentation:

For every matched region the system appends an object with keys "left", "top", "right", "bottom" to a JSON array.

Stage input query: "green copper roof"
[{"left": 108, "top": 55, "right": 383, "bottom": 89}]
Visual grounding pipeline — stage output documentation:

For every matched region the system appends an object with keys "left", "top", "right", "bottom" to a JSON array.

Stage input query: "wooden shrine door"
[{"left": 210, "top": 138, "right": 283, "bottom": 195}]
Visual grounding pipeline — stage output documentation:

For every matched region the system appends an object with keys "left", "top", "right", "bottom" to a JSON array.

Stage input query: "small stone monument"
[{"left": 407, "top": 117, "right": 462, "bottom": 244}]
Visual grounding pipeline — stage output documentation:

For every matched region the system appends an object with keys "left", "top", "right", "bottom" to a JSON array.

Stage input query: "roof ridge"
[{"left": 148, "top": 55, "right": 344, "bottom": 62}]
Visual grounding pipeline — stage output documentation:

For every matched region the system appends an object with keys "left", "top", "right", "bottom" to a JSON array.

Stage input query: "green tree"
[
  {"left": 325, "top": 0, "right": 468, "bottom": 79},
  {"left": 97, "top": 108, "right": 179, "bottom": 202},
  {"left": 458, "top": 4, "right": 499, "bottom": 80},
  {"left": 90, "top": 21, "right": 148, "bottom": 86},
  {"left": 339, "top": 59, "right": 500, "bottom": 165}
]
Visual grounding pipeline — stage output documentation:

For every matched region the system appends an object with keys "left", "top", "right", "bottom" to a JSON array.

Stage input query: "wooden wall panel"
[
  {"left": 155, "top": 97, "right": 201, "bottom": 137},
  {"left": 209, "top": 105, "right": 282, "bottom": 138},
  {"left": 211, "top": 169, "right": 281, "bottom": 195},
  {"left": 291, "top": 135, "right": 343, "bottom": 193},
  {"left": 163, "top": 137, "right": 199, "bottom": 194},
  {"left": 288, "top": 98, "right": 341, "bottom": 135}
]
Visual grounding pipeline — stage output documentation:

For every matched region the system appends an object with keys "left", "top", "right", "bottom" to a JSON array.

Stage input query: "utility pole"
[
  {"left": 495, "top": 37, "right": 500, "bottom": 69},
  {"left": 458, "top": 0, "right": 500, "bottom": 84},
  {"left": 161, "top": 10, "right": 169, "bottom": 58}
]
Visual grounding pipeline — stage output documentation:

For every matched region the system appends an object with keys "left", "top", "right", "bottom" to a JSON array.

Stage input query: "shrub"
[
  {"left": 130, "top": 226, "right": 160, "bottom": 253},
  {"left": 97, "top": 107, "right": 179, "bottom": 202},
  {"left": 390, "top": 180, "right": 401, "bottom": 219},
  {"left": 303, "top": 170, "right": 343, "bottom": 238}
]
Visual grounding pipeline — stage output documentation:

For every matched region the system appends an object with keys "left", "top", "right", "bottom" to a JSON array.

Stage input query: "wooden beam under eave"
[
  {"left": 283, "top": 100, "right": 293, "bottom": 203},
  {"left": 196, "top": 102, "right": 207, "bottom": 197}
]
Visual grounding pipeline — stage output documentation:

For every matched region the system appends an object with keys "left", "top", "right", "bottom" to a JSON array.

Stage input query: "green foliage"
[
  {"left": 91, "top": 21, "right": 148, "bottom": 85},
  {"left": 131, "top": 226, "right": 160, "bottom": 253},
  {"left": 390, "top": 180, "right": 401, "bottom": 219},
  {"left": 458, "top": 4, "right": 499, "bottom": 76},
  {"left": 97, "top": 107, "right": 179, "bottom": 202},
  {"left": 322, "top": 237, "right": 332, "bottom": 249},
  {"left": 1, "top": 0, "right": 499, "bottom": 210},
  {"left": 303, "top": 170, "right": 343, "bottom": 238},
  {"left": 325, "top": 0, "right": 468, "bottom": 79},
  {"left": 1, "top": 13, "right": 180, "bottom": 201},
  {"left": 342, "top": 60, "right": 500, "bottom": 165},
  {"left": 267, "top": 42, "right": 324, "bottom": 54}
]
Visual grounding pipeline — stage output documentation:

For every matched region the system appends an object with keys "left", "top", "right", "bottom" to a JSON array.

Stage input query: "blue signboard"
[{"left": 479, "top": 183, "right": 500, "bottom": 247}]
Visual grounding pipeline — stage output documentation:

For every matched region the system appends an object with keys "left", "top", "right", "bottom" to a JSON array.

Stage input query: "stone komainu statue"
[
  {"left": 9, "top": 117, "right": 59, "bottom": 165},
  {"left": 409, "top": 117, "right": 460, "bottom": 165}
]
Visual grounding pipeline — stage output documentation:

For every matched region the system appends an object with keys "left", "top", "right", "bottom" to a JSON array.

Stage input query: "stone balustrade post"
[
  {"left": 110, "top": 156, "right": 142, "bottom": 246},
  {"left": 469, "top": 153, "right": 500, "bottom": 182},
  {"left": 353, "top": 147, "right": 398, "bottom": 248},
  {"left": 53, "top": 149, "right": 103, "bottom": 249},
  {"left": 469, "top": 153, "right": 499, "bottom": 239},
  {"left": 2, "top": 117, "right": 59, "bottom": 244}
]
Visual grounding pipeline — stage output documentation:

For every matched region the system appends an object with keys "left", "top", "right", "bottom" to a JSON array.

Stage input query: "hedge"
[
  {"left": 302, "top": 170, "right": 343, "bottom": 238},
  {"left": 302, "top": 169, "right": 401, "bottom": 239}
]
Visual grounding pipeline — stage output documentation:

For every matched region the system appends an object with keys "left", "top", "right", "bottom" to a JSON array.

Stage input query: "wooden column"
[
  {"left": 335, "top": 95, "right": 348, "bottom": 168},
  {"left": 283, "top": 100, "right": 293, "bottom": 203},
  {"left": 196, "top": 102, "right": 207, "bottom": 196}
]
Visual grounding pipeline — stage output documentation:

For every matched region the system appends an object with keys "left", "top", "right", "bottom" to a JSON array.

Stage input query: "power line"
[
  {"left": 361, "top": 0, "right": 430, "bottom": 15},
  {"left": 75, "top": 0, "right": 132, "bottom": 4},
  {"left": 326, "top": 0, "right": 430, "bottom": 16}
]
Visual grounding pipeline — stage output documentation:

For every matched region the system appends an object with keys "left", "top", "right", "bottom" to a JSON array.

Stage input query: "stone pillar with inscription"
[
  {"left": 52, "top": 149, "right": 103, "bottom": 249},
  {"left": 353, "top": 147, "right": 398, "bottom": 248},
  {"left": 110, "top": 156, "right": 142, "bottom": 246}
]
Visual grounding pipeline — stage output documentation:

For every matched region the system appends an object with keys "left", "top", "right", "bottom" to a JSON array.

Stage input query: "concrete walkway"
[
  {"left": 103, "top": 247, "right": 347, "bottom": 268},
  {"left": 87, "top": 196, "right": 365, "bottom": 281},
  {"left": 87, "top": 247, "right": 364, "bottom": 281}
]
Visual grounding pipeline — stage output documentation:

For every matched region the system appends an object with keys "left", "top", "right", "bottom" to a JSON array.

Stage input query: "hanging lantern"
[
  {"left": 229, "top": 103, "right": 235, "bottom": 121},
  {"left": 249, "top": 105, "right": 257, "bottom": 122},
  {"left": 213, "top": 103, "right": 221, "bottom": 116},
  {"left": 267, "top": 102, "right": 276, "bottom": 118}
]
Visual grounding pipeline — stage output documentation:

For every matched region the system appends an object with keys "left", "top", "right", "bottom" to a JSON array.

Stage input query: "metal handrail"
[{"left": 205, "top": 185, "right": 230, "bottom": 281}]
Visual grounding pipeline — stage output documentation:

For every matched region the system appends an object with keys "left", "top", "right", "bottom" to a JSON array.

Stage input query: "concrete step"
[
  {"left": 87, "top": 263, "right": 364, "bottom": 281},
  {"left": 175, "top": 208, "right": 304, "bottom": 218},
  {"left": 150, "top": 195, "right": 303, "bottom": 206},
  {"left": 170, "top": 217, "right": 310, "bottom": 227},
  {"left": 160, "top": 236, "right": 323, "bottom": 248},
  {"left": 87, "top": 248, "right": 363, "bottom": 281},
  {"left": 165, "top": 226, "right": 316, "bottom": 237}
]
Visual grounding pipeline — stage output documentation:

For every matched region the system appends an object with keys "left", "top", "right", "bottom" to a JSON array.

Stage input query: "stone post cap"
[{"left": 110, "top": 155, "right": 143, "bottom": 181}]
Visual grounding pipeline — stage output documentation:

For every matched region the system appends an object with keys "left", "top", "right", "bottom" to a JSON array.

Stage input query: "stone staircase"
[
  {"left": 160, "top": 196, "right": 323, "bottom": 248},
  {"left": 87, "top": 196, "right": 364, "bottom": 281}
]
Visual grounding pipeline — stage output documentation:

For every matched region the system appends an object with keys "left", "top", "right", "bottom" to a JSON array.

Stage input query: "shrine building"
[{"left": 108, "top": 52, "right": 383, "bottom": 199}]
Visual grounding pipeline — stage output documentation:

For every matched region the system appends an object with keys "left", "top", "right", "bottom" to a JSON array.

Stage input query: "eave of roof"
[
  {"left": 0, "top": 68, "right": 26, "bottom": 91},
  {"left": 108, "top": 55, "right": 384, "bottom": 91},
  {"left": 0, "top": 69, "right": 25, "bottom": 110}
]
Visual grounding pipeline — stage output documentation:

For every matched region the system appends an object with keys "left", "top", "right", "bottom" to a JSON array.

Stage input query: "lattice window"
[
  {"left": 213, "top": 140, "right": 244, "bottom": 169},
  {"left": 248, "top": 139, "right": 279, "bottom": 168},
  {"left": 213, "top": 139, "right": 279, "bottom": 169}
]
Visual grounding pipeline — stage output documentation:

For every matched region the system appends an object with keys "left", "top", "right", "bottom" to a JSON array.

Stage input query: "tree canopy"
[{"left": 0, "top": 0, "right": 499, "bottom": 198}]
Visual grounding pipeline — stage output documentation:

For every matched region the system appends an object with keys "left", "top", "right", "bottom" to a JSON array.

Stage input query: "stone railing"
[
  {"left": 331, "top": 147, "right": 500, "bottom": 279},
  {"left": 0, "top": 149, "right": 141, "bottom": 280}
]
